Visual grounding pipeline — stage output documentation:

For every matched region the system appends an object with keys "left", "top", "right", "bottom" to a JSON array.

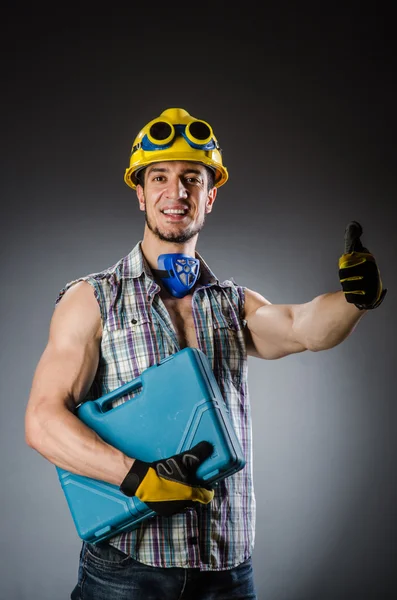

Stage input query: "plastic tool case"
[{"left": 56, "top": 347, "right": 246, "bottom": 543}]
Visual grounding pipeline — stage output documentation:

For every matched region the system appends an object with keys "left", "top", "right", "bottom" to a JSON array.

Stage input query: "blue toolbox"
[{"left": 56, "top": 347, "right": 246, "bottom": 543}]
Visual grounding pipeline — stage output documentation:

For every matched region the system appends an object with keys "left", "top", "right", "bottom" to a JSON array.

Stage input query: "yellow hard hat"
[{"left": 124, "top": 107, "right": 228, "bottom": 190}]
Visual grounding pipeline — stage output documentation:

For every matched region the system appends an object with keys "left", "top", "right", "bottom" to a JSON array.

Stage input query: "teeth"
[{"left": 163, "top": 209, "right": 186, "bottom": 215}]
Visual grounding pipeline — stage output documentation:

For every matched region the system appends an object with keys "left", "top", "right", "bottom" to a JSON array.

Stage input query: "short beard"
[{"left": 144, "top": 211, "right": 206, "bottom": 244}]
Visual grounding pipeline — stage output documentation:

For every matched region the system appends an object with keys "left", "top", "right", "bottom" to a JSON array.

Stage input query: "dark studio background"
[{"left": 1, "top": 3, "right": 396, "bottom": 599}]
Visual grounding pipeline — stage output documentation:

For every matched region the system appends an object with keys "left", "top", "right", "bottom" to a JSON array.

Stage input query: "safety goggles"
[{"left": 131, "top": 119, "right": 220, "bottom": 154}]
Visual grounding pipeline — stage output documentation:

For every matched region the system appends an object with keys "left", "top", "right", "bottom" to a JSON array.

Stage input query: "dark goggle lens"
[
  {"left": 188, "top": 121, "right": 212, "bottom": 141},
  {"left": 149, "top": 121, "right": 173, "bottom": 141}
]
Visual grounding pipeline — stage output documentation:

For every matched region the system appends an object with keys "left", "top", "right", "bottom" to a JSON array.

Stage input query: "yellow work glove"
[
  {"left": 339, "top": 221, "right": 387, "bottom": 310},
  {"left": 120, "top": 441, "right": 214, "bottom": 516}
]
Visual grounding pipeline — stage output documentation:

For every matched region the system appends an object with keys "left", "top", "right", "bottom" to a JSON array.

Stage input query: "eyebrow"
[{"left": 147, "top": 166, "right": 204, "bottom": 176}]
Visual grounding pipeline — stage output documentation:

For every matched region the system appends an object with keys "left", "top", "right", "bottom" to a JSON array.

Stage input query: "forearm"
[
  {"left": 25, "top": 403, "right": 134, "bottom": 486},
  {"left": 294, "top": 290, "right": 367, "bottom": 351}
]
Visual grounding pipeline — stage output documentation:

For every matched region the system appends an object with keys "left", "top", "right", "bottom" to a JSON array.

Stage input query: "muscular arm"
[
  {"left": 24, "top": 281, "right": 134, "bottom": 486},
  {"left": 244, "top": 287, "right": 366, "bottom": 359}
]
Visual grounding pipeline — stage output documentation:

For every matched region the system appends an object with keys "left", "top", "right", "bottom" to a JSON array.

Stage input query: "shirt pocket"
[{"left": 101, "top": 313, "right": 160, "bottom": 399}]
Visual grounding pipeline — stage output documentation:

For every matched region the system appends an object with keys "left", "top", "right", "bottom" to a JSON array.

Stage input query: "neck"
[{"left": 140, "top": 227, "right": 198, "bottom": 272}]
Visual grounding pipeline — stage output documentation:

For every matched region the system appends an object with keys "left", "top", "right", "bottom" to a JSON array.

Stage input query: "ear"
[
  {"left": 136, "top": 185, "right": 146, "bottom": 212},
  {"left": 205, "top": 187, "right": 217, "bottom": 214}
]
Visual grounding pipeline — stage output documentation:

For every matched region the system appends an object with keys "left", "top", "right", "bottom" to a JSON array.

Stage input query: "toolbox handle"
[{"left": 95, "top": 376, "right": 143, "bottom": 413}]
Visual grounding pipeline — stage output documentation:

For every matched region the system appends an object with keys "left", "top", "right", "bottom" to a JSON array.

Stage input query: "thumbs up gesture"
[{"left": 339, "top": 221, "right": 387, "bottom": 310}]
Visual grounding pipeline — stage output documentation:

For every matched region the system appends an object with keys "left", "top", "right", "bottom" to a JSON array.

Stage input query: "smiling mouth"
[{"left": 161, "top": 208, "right": 189, "bottom": 216}]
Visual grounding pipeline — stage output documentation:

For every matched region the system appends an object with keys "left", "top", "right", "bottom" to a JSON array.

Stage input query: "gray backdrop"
[{"left": 1, "top": 5, "right": 396, "bottom": 600}]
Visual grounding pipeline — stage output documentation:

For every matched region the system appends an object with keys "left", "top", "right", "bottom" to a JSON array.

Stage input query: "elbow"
[
  {"left": 300, "top": 332, "right": 328, "bottom": 352},
  {"left": 25, "top": 413, "right": 42, "bottom": 450},
  {"left": 305, "top": 337, "right": 324, "bottom": 352},
  {"left": 292, "top": 334, "right": 320, "bottom": 353},
  {"left": 305, "top": 336, "right": 340, "bottom": 352},
  {"left": 24, "top": 401, "right": 50, "bottom": 450},
  {"left": 306, "top": 344, "right": 323, "bottom": 353}
]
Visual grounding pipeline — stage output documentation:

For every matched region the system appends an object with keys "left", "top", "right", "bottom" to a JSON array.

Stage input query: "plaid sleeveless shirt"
[{"left": 56, "top": 242, "right": 255, "bottom": 571}]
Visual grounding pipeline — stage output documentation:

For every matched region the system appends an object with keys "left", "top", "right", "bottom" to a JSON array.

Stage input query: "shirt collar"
[{"left": 124, "top": 241, "right": 219, "bottom": 287}]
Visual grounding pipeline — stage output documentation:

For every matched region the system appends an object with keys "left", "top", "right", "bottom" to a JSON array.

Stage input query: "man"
[{"left": 25, "top": 107, "right": 386, "bottom": 600}]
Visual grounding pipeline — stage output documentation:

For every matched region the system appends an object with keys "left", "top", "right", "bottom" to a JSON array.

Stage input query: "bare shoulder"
[
  {"left": 57, "top": 279, "right": 99, "bottom": 305},
  {"left": 51, "top": 280, "right": 102, "bottom": 345},
  {"left": 243, "top": 287, "right": 306, "bottom": 359},
  {"left": 26, "top": 281, "right": 103, "bottom": 415},
  {"left": 243, "top": 287, "right": 273, "bottom": 358},
  {"left": 243, "top": 287, "right": 272, "bottom": 318}
]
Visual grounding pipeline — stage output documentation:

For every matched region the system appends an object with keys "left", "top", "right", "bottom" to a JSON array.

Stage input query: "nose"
[{"left": 165, "top": 176, "right": 188, "bottom": 200}]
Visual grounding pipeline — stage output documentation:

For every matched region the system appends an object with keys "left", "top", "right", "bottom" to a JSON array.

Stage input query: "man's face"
[{"left": 136, "top": 161, "right": 217, "bottom": 244}]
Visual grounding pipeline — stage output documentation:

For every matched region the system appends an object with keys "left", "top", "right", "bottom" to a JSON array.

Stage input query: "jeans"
[{"left": 71, "top": 541, "right": 257, "bottom": 600}]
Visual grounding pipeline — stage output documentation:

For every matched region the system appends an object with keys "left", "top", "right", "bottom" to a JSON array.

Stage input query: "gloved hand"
[
  {"left": 339, "top": 221, "right": 387, "bottom": 310},
  {"left": 119, "top": 441, "right": 214, "bottom": 516}
]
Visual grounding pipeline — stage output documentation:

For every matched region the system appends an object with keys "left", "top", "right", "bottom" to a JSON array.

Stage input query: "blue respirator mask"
[{"left": 153, "top": 254, "right": 201, "bottom": 298}]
